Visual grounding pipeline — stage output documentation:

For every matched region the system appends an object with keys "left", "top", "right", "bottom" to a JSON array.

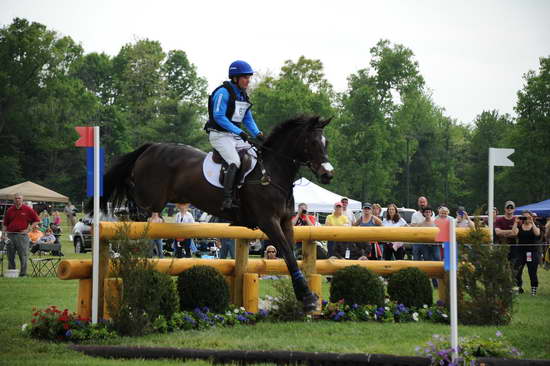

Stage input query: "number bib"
[{"left": 231, "top": 100, "right": 251, "bottom": 123}]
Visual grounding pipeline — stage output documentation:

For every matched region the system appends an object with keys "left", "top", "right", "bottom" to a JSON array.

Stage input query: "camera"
[
  {"left": 458, "top": 210, "right": 464, "bottom": 216},
  {"left": 301, "top": 209, "right": 307, "bottom": 215},
  {"left": 519, "top": 216, "right": 527, "bottom": 221}
]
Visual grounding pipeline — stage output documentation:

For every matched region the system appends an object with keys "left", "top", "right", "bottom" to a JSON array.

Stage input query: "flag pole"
[
  {"left": 488, "top": 148, "right": 494, "bottom": 243},
  {"left": 92, "top": 126, "right": 100, "bottom": 324},
  {"left": 449, "top": 217, "right": 458, "bottom": 361}
]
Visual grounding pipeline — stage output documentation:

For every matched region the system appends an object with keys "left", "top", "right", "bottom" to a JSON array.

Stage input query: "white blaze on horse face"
[
  {"left": 321, "top": 135, "right": 326, "bottom": 147},
  {"left": 321, "top": 162, "right": 334, "bottom": 173}
]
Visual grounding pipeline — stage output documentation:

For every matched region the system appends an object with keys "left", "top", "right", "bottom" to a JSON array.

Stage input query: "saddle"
[{"left": 212, "top": 149, "right": 253, "bottom": 186}]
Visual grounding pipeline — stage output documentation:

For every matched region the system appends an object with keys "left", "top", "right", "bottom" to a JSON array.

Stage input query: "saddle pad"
[{"left": 203, "top": 151, "right": 257, "bottom": 189}]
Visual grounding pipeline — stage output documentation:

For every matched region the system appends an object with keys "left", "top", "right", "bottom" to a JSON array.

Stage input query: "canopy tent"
[
  {"left": 514, "top": 199, "right": 550, "bottom": 217},
  {"left": 293, "top": 177, "right": 361, "bottom": 213},
  {"left": 0, "top": 181, "right": 69, "bottom": 203}
]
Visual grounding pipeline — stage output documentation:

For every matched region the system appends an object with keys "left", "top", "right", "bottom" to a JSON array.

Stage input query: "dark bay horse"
[{"left": 97, "top": 115, "right": 334, "bottom": 311}]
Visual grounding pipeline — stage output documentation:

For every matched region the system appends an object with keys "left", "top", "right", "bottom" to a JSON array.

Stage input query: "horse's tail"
[{"left": 85, "top": 143, "right": 153, "bottom": 214}]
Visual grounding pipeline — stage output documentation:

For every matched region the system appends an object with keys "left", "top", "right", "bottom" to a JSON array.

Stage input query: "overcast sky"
[{"left": 2, "top": 0, "right": 549, "bottom": 124}]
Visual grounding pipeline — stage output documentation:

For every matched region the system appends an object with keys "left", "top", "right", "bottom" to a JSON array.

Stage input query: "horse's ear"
[{"left": 319, "top": 117, "right": 333, "bottom": 128}]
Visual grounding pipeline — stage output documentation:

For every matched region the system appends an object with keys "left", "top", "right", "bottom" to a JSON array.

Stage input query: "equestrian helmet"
[{"left": 228, "top": 60, "right": 254, "bottom": 78}]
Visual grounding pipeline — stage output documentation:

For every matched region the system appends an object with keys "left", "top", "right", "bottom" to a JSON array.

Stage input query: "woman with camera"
[{"left": 511, "top": 210, "right": 541, "bottom": 296}]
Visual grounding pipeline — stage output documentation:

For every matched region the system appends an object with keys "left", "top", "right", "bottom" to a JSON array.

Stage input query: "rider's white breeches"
[{"left": 208, "top": 130, "right": 251, "bottom": 168}]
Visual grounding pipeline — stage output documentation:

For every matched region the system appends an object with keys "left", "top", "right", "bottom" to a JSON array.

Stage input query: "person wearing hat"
[
  {"left": 204, "top": 60, "right": 265, "bottom": 211},
  {"left": 495, "top": 200, "right": 519, "bottom": 262},
  {"left": 340, "top": 197, "right": 356, "bottom": 225},
  {"left": 325, "top": 202, "right": 350, "bottom": 257},
  {"left": 354, "top": 203, "right": 383, "bottom": 259}
]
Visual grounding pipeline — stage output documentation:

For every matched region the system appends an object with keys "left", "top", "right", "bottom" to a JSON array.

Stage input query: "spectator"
[
  {"left": 1, "top": 193, "right": 41, "bottom": 277},
  {"left": 64, "top": 201, "right": 77, "bottom": 229},
  {"left": 340, "top": 197, "right": 356, "bottom": 225},
  {"left": 333, "top": 241, "right": 369, "bottom": 260},
  {"left": 211, "top": 216, "right": 235, "bottom": 259},
  {"left": 410, "top": 196, "right": 434, "bottom": 260},
  {"left": 30, "top": 227, "right": 56, "bottom": 254},
  {"left": 435, "top": 206, "right": 453, "bottom": 220},
  {"left": 39, "top": 210, "right": 50, "bottom": 232},
  {"left": 414, "top": 206, "right": 440, "bottom": 261},
  {"left": 511, "top": 211, "right": 541, "bottom": 295},
  {"left": 353, "top": 203, "right": 383, "bottom": 259},
  {"left": 264, "top": 245, "right": 278, "bottom": 259},
  {"left": 372, "top": 203, "right": 383, "bottom": 219},
  {"left": 495, "top": 201, "right": 518, "bottom": 260},
  {"left": 382, "top": 203, "right": 408, "bottom": 260},
  {"left": 174, "top": 203, "right": 195, "bottom": 258},
  {"left": 52, "top": 211, "right": 61, "bottom": 226},
  {"left": 325, "top": 202, "right": 350, "bottom": 257},
  {"left": 28, "top": 225, "right": 44, "bottom": 246},
  {"left": 148, "top": 212, "right": 165, "bottom": 258},
  {"left": 291, "top": 203, "right": 316, "bottom": 257},
  {"left": 455, "top": 206, "right": 474, "bottom": 229}
]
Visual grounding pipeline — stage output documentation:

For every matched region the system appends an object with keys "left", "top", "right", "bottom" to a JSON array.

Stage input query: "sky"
[{"left": 1, "top": 0, "right": 549, "bottom": 124}]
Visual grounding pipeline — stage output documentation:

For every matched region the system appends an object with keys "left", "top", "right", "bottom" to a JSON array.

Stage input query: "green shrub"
[
  {"left": 269, "top": 278, "right": 305, "bottom": 322},
  {"left": 457, "top": 217, "right": 515, "bottom": 325},
  {"left": 329, "top": 265, "right": 384, "bottom": 306},
  {"left": 387, "top": 267, "right": 433, "bottom": 308},
  {"left": 177, "top": 265, "right": 230, "bottom": 313}
]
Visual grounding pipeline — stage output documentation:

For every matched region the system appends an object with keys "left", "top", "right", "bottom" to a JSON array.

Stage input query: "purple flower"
[
  {"left": 322, "top": 300, "right": 328, "bottom": 306},
  {"left": 428, "top": 310, "right": 433, "bottom": 318},
  {"left": 351, "top": 304, "right": 358, "bottom": 309},
  {"left": 202, "top": 306, "right": 209, "bottom": 313},
  {"left": 436, "top": 300, "right": 445, "bottom": 306},
  {"left": 65, "top": 330, "right": 72, "bottom": 338},
  {"left": 237, "top": 315, "right": 248, "bottom": 323},
  {"left": 259, "top": 309, "right": 269, "bottom": 317},
  {"left": 496, "top": 330, "right": 503, "bottom": 337}
]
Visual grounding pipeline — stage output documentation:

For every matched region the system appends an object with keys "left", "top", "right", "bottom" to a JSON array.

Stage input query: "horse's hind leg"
[{"left": 259, "top": 217, "right": 317, "bottom": 312}]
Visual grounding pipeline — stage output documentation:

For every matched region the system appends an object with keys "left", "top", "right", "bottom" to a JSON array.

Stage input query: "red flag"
[
  {"left": 75, "top": 126, "right": 94, "bottom": 147},
  {"left": 435, "top": 218, "right": 450, "bottom": 242}
]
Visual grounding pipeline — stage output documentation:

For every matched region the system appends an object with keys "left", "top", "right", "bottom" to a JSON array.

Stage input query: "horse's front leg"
[
  {"left": 258, "top": 217, "right": 317, "bottom": 312},
  {"left": 280, "top": 217, "right": 318, "bottom": 312}
]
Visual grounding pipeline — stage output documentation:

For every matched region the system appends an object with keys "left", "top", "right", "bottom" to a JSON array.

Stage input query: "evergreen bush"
[
  {"left": 177, "top": 265, "right": 230, "bottom": 313},
  {"left": 457, "top": 217, "right": 515, "bottom": 325},
  {"left": 269, "top": 278, "right": 305, "bottom": 322},
  {"left": 387, "top": 267, "right": 433, "bottom": 308},
  {"left": 329, "top": 265, "right": 384, "bottom": 306}
]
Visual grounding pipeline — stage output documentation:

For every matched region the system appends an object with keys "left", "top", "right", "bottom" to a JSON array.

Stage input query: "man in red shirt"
[
  {"left": 1, "top": 193, "right": 40, "bottom": 277},
  {"left": 291, "top": 203, "right": 317, "bottom": 258}
]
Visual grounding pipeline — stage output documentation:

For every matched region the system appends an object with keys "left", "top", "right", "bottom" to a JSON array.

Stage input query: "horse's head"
[{"left": 303, "top": 117, "right": 334, "bottom": 184}]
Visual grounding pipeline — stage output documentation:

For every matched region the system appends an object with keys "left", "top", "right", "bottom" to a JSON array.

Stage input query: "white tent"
[{"left": 293, "top": 177, "right": 361, "bottom": 213}]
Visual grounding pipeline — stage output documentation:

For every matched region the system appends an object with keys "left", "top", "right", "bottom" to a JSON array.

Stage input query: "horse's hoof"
[{"left": 302, "top": 293, "right": 319, "bottom": 313}]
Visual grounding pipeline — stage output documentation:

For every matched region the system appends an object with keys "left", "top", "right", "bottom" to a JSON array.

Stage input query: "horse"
[{"left": 95, "top": 115, "right": 334, "bottom": 312}]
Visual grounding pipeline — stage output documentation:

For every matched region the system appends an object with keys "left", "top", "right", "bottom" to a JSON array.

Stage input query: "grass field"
[{"left": 1, "top": 223, "right": 549, "bottom": 365}]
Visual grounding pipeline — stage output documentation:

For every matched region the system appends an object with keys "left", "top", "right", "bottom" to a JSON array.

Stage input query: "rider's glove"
[
  {"left": 239, "top": 132, "right": 250, "bottom": 142},
  {"left": 256, "top": 132, "right": 266, "bottom": 144}
]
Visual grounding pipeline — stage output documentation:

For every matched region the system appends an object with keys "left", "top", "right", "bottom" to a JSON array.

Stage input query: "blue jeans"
[
  {"left": 412, "top": 244, "right": 440, "bottom": 261},
  {"left": 219, "top": 238, "right": 235, "bottom": 259},
  {"left": 152, "top": 239, "right": 164, "bottom": 258}
]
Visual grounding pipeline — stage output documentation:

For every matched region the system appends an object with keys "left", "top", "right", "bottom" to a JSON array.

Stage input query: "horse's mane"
[{"left": 264, "top": 115, "right": 320, "bottom": 148}]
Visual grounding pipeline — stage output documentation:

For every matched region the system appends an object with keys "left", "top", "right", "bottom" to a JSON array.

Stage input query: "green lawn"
[{"left": 1, "top": 224, "right": 549, "bottom": 364}]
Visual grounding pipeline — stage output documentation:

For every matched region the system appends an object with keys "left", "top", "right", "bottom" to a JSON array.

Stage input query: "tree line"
[{"left": 1, "top": 18, "right": 549, "bottom": 212}]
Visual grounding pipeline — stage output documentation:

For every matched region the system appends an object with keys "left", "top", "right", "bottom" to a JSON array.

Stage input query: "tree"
[{"left": 506, "top": 56, "right": 550, "bottom": 203}]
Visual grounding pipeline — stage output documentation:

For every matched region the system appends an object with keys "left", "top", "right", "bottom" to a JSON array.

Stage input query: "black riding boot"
[{"left": 221, "top": 163, "right": 239, "bottom": 211}]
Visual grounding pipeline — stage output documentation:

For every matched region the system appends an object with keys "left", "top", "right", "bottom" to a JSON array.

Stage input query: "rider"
[{"left": 205, "top": 60, "right": 265, "bottom": 211}]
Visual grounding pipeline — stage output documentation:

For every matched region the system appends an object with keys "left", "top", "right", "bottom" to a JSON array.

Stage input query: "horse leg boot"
[{"left": 221, "top": 163, "right": 239, "bottom": 211}]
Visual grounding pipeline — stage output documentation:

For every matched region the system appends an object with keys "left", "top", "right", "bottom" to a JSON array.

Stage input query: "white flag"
[{"left": 489, "top": 148, "right": 515, "bottom": 167}]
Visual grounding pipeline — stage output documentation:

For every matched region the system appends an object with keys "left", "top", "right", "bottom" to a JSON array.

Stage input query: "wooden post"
[
  {"left": 233, "top": 239, "right": 249, "bottom": 307},
  {"left": 243, "top": 273, "right": 259, "bottom": 313},
  {"left": 308, "top": 274, "right": 322, "bottom": 310},
  {"left": 103, "top": 278, "right": 121, "bottom": 320},
  {"left": 224, "top": 275, "right": 235, "bottom": 303},
  {"left": 77, "top": 279, "right": 92, "bottom": 319},
  {"left": 301, "top": 240, "right": 317, "bottom": 278},
  {"left": 98, "top": 239, "right": 110, "bottom": 320}
]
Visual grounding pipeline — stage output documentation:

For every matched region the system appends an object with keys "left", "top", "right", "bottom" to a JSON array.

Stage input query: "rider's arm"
[
  {"left": 243, "top": 110, "right": 260, "bottom": 137},
  {"left": 212, "top": 88, "right": 244, "bottom": 135}
]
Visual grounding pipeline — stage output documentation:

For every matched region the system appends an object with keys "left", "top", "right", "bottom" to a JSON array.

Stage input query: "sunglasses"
[
  {"left": 267, "top": 250, "right": 276, "bottom": 253},
  {"left": 506, "top": 206, "right": 514, "bottom": 209}
]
